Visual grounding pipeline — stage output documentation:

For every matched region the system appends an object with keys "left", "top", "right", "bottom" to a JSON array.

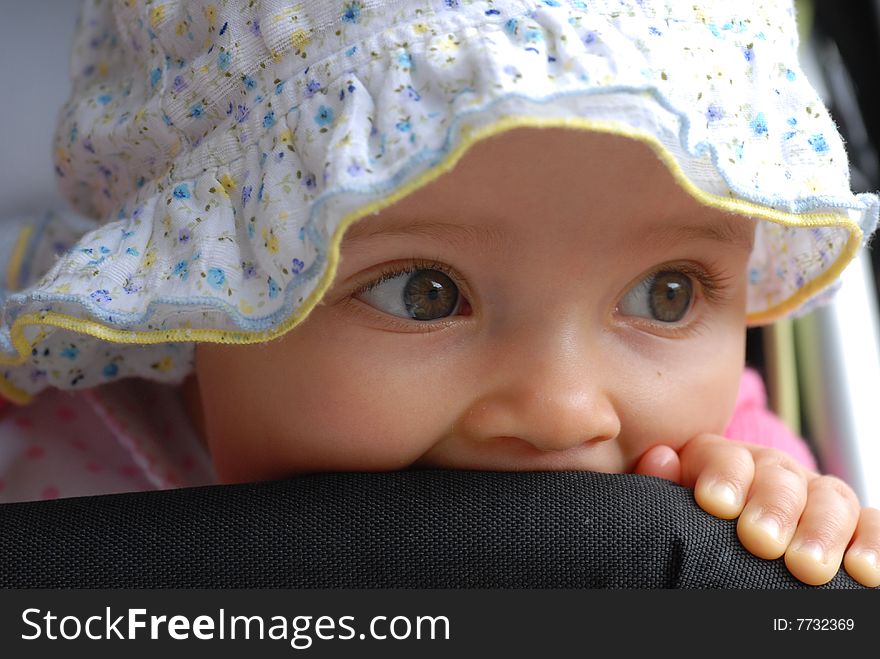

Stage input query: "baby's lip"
[{"left": 413, "top": 436, "right": 623, "bottom": 473}]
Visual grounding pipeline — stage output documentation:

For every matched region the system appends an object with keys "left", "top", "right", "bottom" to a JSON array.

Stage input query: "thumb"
[{"left": 632, "top": 444, "right": 682, "bottom": 484}]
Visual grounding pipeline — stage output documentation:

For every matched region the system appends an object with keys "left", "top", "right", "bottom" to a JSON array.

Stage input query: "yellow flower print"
[
  {"left": 239, "top": 299, "right": 254, "bottom": 314},
  {"left": 218, "top": 174, "right": 237, "bottom": 194},
  {"left": 143, "top": 247, "right": 157, "bottom": 269},
  {"left": 203, "top": 4, "right": 217, "bottom": 27},
  {"left": 280, "top": 129, "right": 293, "bottom": 144},
  {"left": 291, "top": 29, "right": 311, "bottom": 53},
  {"left": 151, "top": 357, "right": 174, "bottom": 373},
  {"left": 262, "top": 227, "right": 279, "bottom": 254},
  {"left": 413, "top": 23, "right": 429, "bottom": 35},
  {"left": 150, "top": 5, "right": 167, "bottom": 29}
]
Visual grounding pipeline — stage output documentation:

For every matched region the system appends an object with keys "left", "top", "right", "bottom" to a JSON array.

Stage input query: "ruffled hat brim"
[{"left": 1, "top": 0, "right": 876, "bottom": 402}]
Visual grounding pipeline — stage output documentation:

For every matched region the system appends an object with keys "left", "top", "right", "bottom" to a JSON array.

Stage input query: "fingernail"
[
  {"left": 853, "top": 549, "right": 879, "bottom": 571},
  {"left": 793, "top": 540, "right": 827, "bottom": 565},
  {"left": 709, "top": 481, "right": 739, "bottom": 507},
  {"left": 753, "top": 514, "right": 783, "bottom": 544}
]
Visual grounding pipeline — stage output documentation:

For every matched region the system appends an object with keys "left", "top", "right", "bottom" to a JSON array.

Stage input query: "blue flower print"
[
  {"left": 706, "top": 105, "right": 723, "bottom": 122},
  {"left": 190, "top": 102, "right": 204, "bottom": 118},
  {"left": 61, "top": 345, "right": 79, "bottom": 360},
  {"left": 242, "top": 262, "right": 257, "bottom": 279},
  {"left": 445, "top": 0, "right": 460, "bottom": 7},
  {"left": 217, "top": 50, "right": 232, "bottom": 70},
  {"left": 268, "top": 277, "right": 280, "bottom": 299},
  {"left": 103, "top": 363, "right": 119, "bottom": 378},
  {"left": 173, "top": 184, "right": 191, "bottom": 199},
  {"left": 405, "top": 85, "right": 421, "bottom": 101},
  {"left": 808, "top": 134, "right": 829, "bottom": 153},
  {"left": 305, "top": 80, "right": 321, "bottom": 97},
  {"left": 173, "top": 75, "right": 187, "bottom": 92},
  {"left": 525, "top": 29, "right": 544, "bottom": 43},
  {"left": 173, "top": 260, "right": 189, "bottom": 280},
  {"left": 243, "top": 75, "right": 256, "bottom": 90},
  {"left": 241, "top": 185, "right": 253, "bottom": 206},
  {"left": 743, "top": 44, "right": 754, "bottom": 62},
  {"left": 785, "top": 68, "right": 796, "bottom": 81},
  {"left": 398, "top": 51, "right": 412, "bottom": 68},
  {"left": 179, "top": 228, "right": 191, "bottom": 243},
  {"left": 396, "top": 119, "right": 411, "bottom": 132},
  {"left": 315, "top": 105, "right": 335, "bottom": 127},
  {"left": 750, "top": 112, "right": 768, "bottom": 136},
  {"left": 235, "top": 104, "right": 250, "bottom": 123},
  {"left": 150, "top": 67, "right": 162, "bottom": 88},
  {"left": 90, "top": 289, "right": 112, "bottom": 304},
  {"left": 126, "top": 247, "right": 139, "bottom": 256},
  {"left": 251, "top": 18, "right": 261, "bottom": 36},
  {"left": 206, "top": 268, "right": 226, "bottom": 289},
  {"left": 291, "top": 258, "right": 305, "bottom": 274},
  {"left": 262, "top": 111, "right": 276, "bottom": 128},
  {"left": 342, "top": 2, "right": 362, "bottom": 23},
  {"left": 97, "top": 94, "right": 113, "bottom": 105}
]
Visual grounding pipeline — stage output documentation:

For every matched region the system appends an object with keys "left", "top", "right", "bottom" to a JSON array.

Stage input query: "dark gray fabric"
[{"left": 0, "top": 470, "right": 864, "bottom": 588}]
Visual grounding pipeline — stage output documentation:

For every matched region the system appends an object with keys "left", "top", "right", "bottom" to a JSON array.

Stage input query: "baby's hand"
[{"left": 634, "top": 434, "right": 880, "bottom": 587}]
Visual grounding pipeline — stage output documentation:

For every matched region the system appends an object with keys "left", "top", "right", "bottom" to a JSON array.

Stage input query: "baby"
[{"left": 1, "top": 0, "right": 879, "bottom": 588}]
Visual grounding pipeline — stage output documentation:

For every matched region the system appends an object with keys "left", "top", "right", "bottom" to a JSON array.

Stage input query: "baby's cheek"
[{"left": 618, "top": 358, "right": 742, "bottom": 466}]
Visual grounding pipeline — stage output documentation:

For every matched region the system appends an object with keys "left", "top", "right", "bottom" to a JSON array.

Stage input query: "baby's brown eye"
[
  {"left": 357, "top": 268, "right": 461, "bottom": 320},
  {"left": 618, "top": 270, "right": 694, "bottom": 323}
]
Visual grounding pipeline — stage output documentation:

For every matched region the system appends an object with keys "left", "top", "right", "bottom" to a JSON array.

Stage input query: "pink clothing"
[
  {"left": 723, "top": 368, "right": 817, "bottom": 471},
  {"left": 0, "top": 367, "right": 815, "bottom": 504}
]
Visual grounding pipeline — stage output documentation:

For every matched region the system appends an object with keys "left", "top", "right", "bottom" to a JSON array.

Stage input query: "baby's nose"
[
  {"left": 461, "top": 387, "right": 620, "bottom": 452},
  {"left": 458, "top": 330, "right": 621, "bottom": 452}
]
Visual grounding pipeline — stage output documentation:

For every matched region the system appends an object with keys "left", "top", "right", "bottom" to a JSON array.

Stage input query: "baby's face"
[{"left": 194, "top": 129, "right": 755, "bottom": 483}]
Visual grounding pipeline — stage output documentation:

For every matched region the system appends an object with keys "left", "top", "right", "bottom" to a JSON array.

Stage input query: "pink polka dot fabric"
[{"left": 0, "top": 379, "right": 215, "bottom": 504}]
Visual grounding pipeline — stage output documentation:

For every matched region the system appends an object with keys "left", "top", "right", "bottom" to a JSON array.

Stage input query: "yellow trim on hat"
[
  {"left": 0, "top": 115, "right": 863, "bottom": 405},
  {"left": 5, "top": 224, "right": 33, "bottom": 291}
]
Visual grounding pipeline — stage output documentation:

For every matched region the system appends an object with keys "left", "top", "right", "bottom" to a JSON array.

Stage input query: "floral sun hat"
[{"left": 1, "top": 0, "right": 877, "bottom": 404}]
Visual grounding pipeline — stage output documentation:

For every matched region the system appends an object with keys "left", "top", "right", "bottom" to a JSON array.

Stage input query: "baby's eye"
[
  {"left": 617, "top": 270, "right": 694, "bottom": 323},
  {"left": 357, "top": 268, "right": 462, "bottom": 321}
]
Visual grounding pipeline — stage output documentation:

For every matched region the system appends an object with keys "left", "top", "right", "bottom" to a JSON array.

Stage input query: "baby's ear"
[
  {"left": 631, "top": 445, "right": 682, "bottom": 484},
  {"left": 181, "top": 374, "right": 208, "bottom": 447}
]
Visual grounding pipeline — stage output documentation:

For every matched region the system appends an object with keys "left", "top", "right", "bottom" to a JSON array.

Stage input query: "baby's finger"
[
  {"left": 843, "top": 506, "right": 880, "bottom": 588},
  {"left": 632, "top": 445, "right": 681, "bottom": 484},
  {"left": 783, "top": 476, "right": 860, "bottom": 585},
  {"left": 737, "top": 452, "right": 808, "bottom": 560},
  {"left": 679, "top": 434, "right": 754, "bottom": 520}
]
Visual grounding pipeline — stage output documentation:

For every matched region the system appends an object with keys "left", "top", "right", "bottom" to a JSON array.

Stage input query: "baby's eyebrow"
[
  {"left": 341, "top": 219, "right": 506, "bottom": 254},
  {"left": 646, "top": 216, "right": 756, "bottom": 251}
]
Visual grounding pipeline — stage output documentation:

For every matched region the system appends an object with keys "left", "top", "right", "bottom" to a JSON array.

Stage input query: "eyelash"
[
  {"left": 615, "top": 261, "right": 734, "bottom": 337},
  {"left": 348, "top": 258, "right": 470, "bottom": 332},
  {"left": 353, "top": 258, "right": 462, "bottom": 296}
]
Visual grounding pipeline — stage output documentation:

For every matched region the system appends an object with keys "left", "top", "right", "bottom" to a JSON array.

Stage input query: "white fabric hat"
[{"left": 1, "top": 0, "right": 877, "bottom": 403}]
